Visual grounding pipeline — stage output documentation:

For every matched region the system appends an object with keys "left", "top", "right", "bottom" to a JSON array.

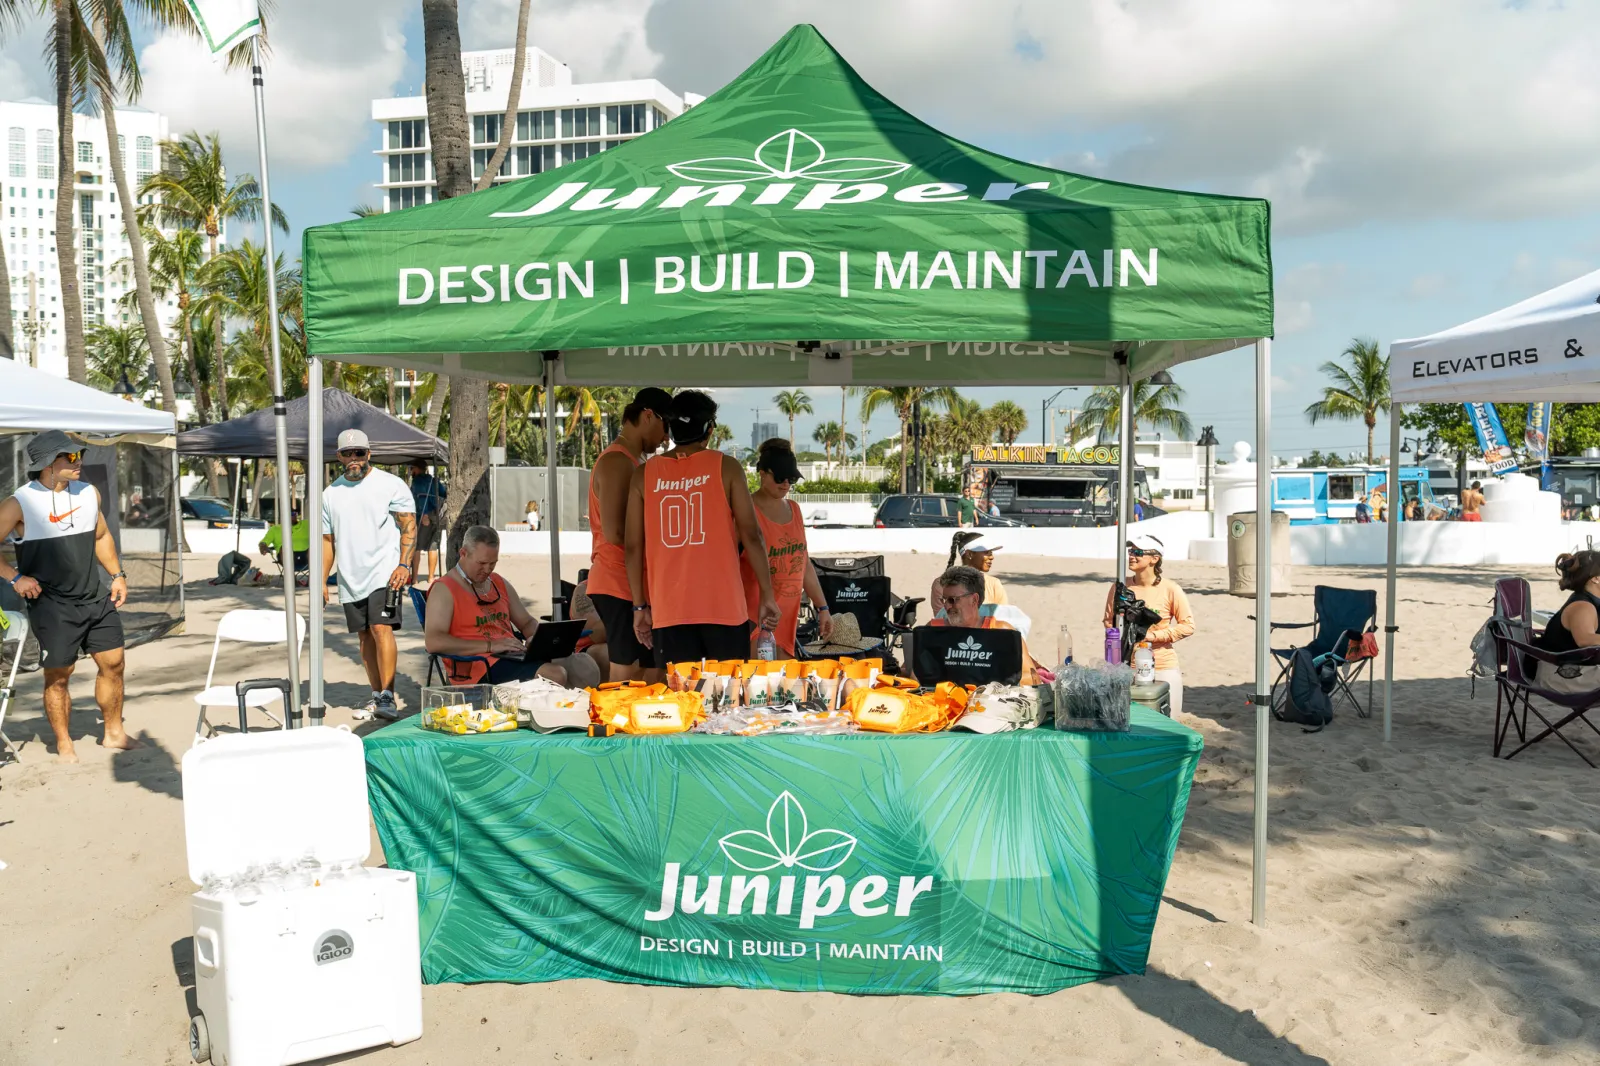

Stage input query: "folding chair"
[
  {"left": 1, "top": 610, "right": 28, "bottom": 764},
  {"left": 1494, "top": 576, "right": 1533, "bottom": 633},
  {"left": 410, "top": 586, "right": 490, "bottom": 687},
  {"left": 1490, "top": 624, "right": 1600, "bottom": 766},
  {"left": 193, "top": 609, "right": 307, "bottom": 740},
  {"left": 1267, "top": 585, "right": 1378, "bottom": 720}
]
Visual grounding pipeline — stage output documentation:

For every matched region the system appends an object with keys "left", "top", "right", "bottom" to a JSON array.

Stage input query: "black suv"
[{"left": 873, "top": 495, "right": 1023, "bottom": 528}]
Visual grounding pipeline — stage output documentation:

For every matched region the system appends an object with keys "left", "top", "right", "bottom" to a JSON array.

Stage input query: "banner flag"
[
  {"left": 1524, "top": 402, "right": 1553, "bottom": 461},
  {"left": 1465, "top": 402, "right": 1518, "bottom": 475},
  {"left": 183, "top": 0, "right": 260, "bottom": 54}
]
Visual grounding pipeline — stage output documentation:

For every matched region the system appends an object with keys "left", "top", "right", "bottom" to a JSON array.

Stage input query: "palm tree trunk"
[
  {"left": 898, "top": 417, "right": 909, "bottom": 494},
  {"left": 474, "top": 0, "right": 531, "bottom": 193},
  {"left": 100, "top": 80, "right": 175, "bottom": 414},
  {"left": 1367, "top": 417, "right": 1375, "bottom": 466},
  {"left": 385, "top": 367, "right": 396, "bottom": 413},
  {"left": 424, "top": 0, "right": 487, "bottom": 565},
  {"left": 424, "top": 376, "right": 448, "bottom": 436},
  {"left": 207, "top": 229, "right": 230, "bottom": 418},
  {"left": 55, "top": 0, "right": 87, "bottom": 383}
]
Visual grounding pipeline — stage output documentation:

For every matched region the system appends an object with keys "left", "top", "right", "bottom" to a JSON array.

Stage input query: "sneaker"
[{"left": 373, "top": 692, "right": 400, "bottom": 722}]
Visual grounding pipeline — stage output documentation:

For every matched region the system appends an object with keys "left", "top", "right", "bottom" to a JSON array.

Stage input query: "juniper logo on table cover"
[{"left": 719, "top": 791, "right": 857, "bottom": 872}]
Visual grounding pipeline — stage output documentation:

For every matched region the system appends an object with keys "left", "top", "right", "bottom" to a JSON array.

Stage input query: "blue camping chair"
[
  {"left": 409, "top": 585, "right": 492, "bottom": 687},
  {"left": 1267, "top": 586, "right": 1379, "bottom": 719}
]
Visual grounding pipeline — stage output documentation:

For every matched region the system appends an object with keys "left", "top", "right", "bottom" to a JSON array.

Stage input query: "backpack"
[
  {"left": 213, "top": 551, "right": 252, "bottom": 585},
  {"left": 1275, "top": 647, "right": 1335, "bottom": 732}
]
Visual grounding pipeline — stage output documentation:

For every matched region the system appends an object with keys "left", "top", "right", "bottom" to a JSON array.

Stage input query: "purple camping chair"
[{"left": 1491, "top": 621, "right": 1600, "bottom": 767}]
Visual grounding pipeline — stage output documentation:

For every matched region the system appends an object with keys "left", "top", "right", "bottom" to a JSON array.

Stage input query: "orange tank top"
[
  {"left": 643, "top": 449, "right": 745, "bottom": 628},
  {"left": 588, "top": 439, "right": 640, "bottom": 600},
  {"left": 741, "top": 499, "right": 807, "bottom": 653},
  {"left": 441, "top": 570, "right": 517, "bottom": 684}
]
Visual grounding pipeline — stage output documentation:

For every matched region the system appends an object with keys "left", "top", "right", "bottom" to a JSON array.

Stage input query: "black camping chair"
[
  {"left": 910, "top": 625, "right": 1024, "bottom": 687},
  {"left": 802, "top": 572, "right": 924, "bottom": 665},
  {"left": 1265, "top": 585, "right": 1379, "bottom": 720}
]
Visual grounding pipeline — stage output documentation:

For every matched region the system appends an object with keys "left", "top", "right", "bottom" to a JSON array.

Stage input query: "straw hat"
[{"left": 802, "top": 613, "right": 882, "bottom": 656}]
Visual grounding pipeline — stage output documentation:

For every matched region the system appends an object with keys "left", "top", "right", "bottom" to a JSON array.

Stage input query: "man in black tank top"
[{"left": 0, "top": 432, "right": 139, "bottom": 763}]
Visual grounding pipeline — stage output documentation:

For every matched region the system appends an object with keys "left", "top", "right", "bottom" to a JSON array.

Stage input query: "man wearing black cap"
[
  {"left": 587, "top": 386, "right": 672, "bottom": 681},
  {"left": 625, "top": 390, "right": 780, "bottom": 663},
  {"left": 0, "top": 431, "right": 139, "bottom": 762}
]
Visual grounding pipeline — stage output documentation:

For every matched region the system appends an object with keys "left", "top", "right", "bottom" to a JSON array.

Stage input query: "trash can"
[{"left": 1227, "top": 510, "right": 1292, "bottom": 596}]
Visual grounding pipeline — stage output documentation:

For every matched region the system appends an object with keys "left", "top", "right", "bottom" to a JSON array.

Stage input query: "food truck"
[{"left": 962, "top": 444, "right": 1162, "bottom": 527}]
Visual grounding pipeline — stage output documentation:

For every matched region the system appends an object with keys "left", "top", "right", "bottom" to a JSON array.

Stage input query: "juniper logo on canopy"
[{"left": 643, "top": 791, "right": 934, "bottom": 930}]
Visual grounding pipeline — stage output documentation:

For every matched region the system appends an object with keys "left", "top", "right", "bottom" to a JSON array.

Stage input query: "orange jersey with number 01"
[
  {"left": 642, "top": 449, "right": 746, "bottom": 628},
  {"left": 588, "top": 440, "right": 640, "bottom": 600}
]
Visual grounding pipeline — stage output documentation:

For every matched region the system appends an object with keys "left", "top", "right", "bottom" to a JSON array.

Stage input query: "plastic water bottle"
[
  {"left": 1132, "top": 643, "right": 1156, "bottom": 685},
  {"left": 1104, "top": 625, "right": 1122, "bottom": 665},
  {"left": 755, "top": 627, "right": 777, "bottom": 661},
  {"left": 1057, "top": 624, "right": 1074, "bottom": 672}
]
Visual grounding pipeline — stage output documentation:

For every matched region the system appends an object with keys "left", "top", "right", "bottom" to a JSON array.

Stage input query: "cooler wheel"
[{"left": 189, "top": 1013, "right": 210, "bottom": 1062}]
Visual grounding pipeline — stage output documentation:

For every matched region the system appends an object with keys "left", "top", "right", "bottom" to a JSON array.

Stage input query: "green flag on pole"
[{"left": 183, "top": 0, "right": 261, "bottom": 54}]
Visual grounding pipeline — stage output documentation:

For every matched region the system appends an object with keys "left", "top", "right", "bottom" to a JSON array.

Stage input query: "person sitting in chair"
[
  {"left": 928, "top": 565, "right": 1036, "bottom": 684},
  {"left": 1535, "top": 550, "right": 1600, "bottom": 692},
  {"left": 424, "top": 525, "right": 567, "bottom": 687},
  {"left": 259, "top": 507, "right": 311, "bottom": 587}
]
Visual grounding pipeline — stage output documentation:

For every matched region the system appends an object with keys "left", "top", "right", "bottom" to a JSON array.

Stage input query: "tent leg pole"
[
  {"left": 307, "top": 363, "right": 325, "bottom": 725},
  {"left": 1253, "top": 337, "right": 1272, "bottom": 927},
  {"left": 1384, "top": 402, "right": 1401, "bottom": 743},
  {"left": 172, "top": 446, "right": 184, "bottom": 621},
  {"left": 1116, "top": 362, "right": 1131, "bottom": 575},
  {"left": 544, "top": 353, "right": 563, "bottom": 620}
]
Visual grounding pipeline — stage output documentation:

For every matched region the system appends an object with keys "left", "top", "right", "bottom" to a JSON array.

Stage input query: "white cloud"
[
  {"left": 462, "top": 0, "right": 660, "bottom": 81},
  {"left": 1406, "top": 272, "right": 1450, "bottom": 300},
  {"left": 136, "top": 0, "right": 411, "bottom": 171}
]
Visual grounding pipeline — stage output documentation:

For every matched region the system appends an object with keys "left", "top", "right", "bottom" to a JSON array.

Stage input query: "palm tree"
[
  {"left": 940, "top": 398, "right": 991, "bottom": 461},
  {"left": 987, "top": 400, "right": 1028, "bottom": 445},
  {"left": 85, "top": 321, "right": 149, "bottom": 392},
  {"left": 1078, "top": 379, "right": 1193, "bottom": 444},
  {"left": 710, "top": 423, "right": 734, "bottom": 451},
  {"left": 561, "top": 386, "right": 604, "bottom": 467},
  {"left": 127, "top": 225, "right": 207, "bottom": 420},
  {"left": 811, "top": 421, "right": 840, "bottom": 463},
  {"left": 1305, "top": 337, "right": 1390, "bottom": 463},
  {"left": 350, "top": 204, "right": 382, "bottom": 218},
  {"left": 423, "top": 0, "right": 487, "bottom": 562},
  {"left": 491, "top": 382, "right": 541, "bottom": 454},
  {"left": 139, "top": 130, "right": 287, "bottom": 417},
  {"left": 773, "top": 389, "right": 812, "bottom": 448},
  {"left": 474, "top": 0, "right": 531, "bottom": 192},
  {"left": 859, "top": 386, "right": 960, "bottom": 492},
  {"left": 50, "top": 0, "right": 88, "bottom": 382}
]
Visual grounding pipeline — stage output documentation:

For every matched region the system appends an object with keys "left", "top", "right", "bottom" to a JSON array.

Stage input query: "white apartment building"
[
  {"left": 371, "top": 45, "right": 697, "bottom": 212},
  {"left": 1, "top": 98, "right": 181, "bottom": 378},
  {"left": 1133, "top": 434, "right": 1217, "bottom": 507}
]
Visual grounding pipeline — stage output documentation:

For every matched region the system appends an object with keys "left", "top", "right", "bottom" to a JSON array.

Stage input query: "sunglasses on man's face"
[
  {"left": 937, "top": 590, "right": 977, "bottom": 609},
  {"left": 56, "top": 451, "right": 83, "bottom": 464},
  {"left": 339, "top": 448, "right": 370, "bottom": 459}
]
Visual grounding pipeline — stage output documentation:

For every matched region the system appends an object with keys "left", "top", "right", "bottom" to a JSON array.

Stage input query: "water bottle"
[
  {"left": 1132, "top": 643, "right": 1155, "bottom": 685},
  {"left": 1057, "top": 624, "right": 1074, "bottom": 672},
  {"left": 755, "top": 627, "right": 777, "bottom": 661},
  {"left": 1104, "top": 625, "right": 1122, "bottom": 665}
]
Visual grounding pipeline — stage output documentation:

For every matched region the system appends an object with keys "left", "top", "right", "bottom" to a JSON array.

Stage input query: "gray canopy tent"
[{"left": 298, "top": 26, "right": 1281, "bottom": 920}]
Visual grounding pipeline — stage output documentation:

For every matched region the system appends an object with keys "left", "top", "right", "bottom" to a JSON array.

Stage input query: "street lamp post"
[
  {"left": 1196, "top": 425, "right": 1219, "bottom": 536},
  {"left": 1041, "top": 387, "right": 1073, "bottom": 445}
]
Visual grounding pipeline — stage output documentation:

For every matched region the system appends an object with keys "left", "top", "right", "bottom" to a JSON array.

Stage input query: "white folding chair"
[
  {"left": 1, "top": 609, "right": 27, "bottom": 764},
  {"left": 194, "top": 609, "right": 307, "bottom": 740}
]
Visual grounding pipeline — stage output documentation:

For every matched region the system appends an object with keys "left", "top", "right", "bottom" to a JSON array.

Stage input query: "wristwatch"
[
  {"left": 112, "top": 570, "right": 126, "bottom": 580},
  {"left": 633, "top": 604, "right": 650, "bottom": 612}
]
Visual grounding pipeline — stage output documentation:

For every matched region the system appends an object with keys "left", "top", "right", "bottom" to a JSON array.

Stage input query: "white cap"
[
  {"left": 963, "top": 539, "right": 1002, "bottom": 554},
  {"left": 1128, "top": 533, "right": 1165, "bottom": 554},
  {"left": 336, "top": 428, "right": 370, "bottom": 451}
]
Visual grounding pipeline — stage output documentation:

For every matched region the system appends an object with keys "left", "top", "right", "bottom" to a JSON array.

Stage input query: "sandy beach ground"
[{"left": 3, "top": 550, "right": 1599, "bottom": 1065}]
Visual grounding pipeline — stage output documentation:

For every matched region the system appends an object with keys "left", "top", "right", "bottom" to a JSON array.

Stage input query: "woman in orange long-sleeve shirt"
[{"left": 1103, "top": 533, "right": 1195, "bottom": 714}]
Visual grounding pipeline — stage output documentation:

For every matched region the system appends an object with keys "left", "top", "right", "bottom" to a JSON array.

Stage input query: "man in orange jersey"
[
  {"left": 625, "top": 390, "right": 780, "bottom": 664},
  {"left": 588, "top": 386, "right": 673, "bottom": 681}
]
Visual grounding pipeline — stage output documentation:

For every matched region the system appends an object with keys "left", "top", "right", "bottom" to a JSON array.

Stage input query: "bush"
[{"left": 791, "top": 478, "right": 886, "bottom": 495}]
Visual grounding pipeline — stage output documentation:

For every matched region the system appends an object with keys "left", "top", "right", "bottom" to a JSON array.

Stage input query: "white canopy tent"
[
  {"left": 1382, "top": 269, "right": 1600, "bottom": 735},
  {"left": 0, "top": 358, "right": 175, "bottom": 439}
]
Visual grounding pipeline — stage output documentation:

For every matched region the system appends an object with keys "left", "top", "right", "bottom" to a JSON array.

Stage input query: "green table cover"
[{"left": 364, "top": 708, "right": 1202, "bottom": 995}]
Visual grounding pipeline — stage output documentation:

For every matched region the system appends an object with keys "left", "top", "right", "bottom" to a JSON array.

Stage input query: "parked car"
[
  {"left": 182, "top": 496, "right": 266, "bottom": 529},
  {"left": 873, "top": 495, "right": 1025, "bottom": 528}
]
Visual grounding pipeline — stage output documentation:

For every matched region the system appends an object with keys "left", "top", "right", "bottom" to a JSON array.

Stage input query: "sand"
[{"left": 2, "top": 551, "right": 1599, "bottom": 1065}]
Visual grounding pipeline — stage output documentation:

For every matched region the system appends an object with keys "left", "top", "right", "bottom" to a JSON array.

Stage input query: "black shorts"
[
  {"left": 653, "top": 622, "right": 751, "bottom": 666},
  {"left": 343, "top": 587, "right": 404, "bottom": 633},
  {"left": 31, "top": 595, "right": 123, "bottom": 669},
  {"left": 416, "top": 517, "right": 443, "bottom": 551},
  {"left": 590, "top": 593, "right": 659, "bottom": 668}
]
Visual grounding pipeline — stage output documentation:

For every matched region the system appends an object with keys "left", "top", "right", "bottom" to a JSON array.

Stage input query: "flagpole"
[{"left": 249, "top": 34, "right": 303, "bottom": 724}]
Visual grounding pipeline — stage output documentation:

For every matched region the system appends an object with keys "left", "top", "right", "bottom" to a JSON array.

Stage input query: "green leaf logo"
[
  {"left": 668, "top": 129, "right": 911, "bottom": 186},
  {"left": 718, "top": 791, "right": 858, "bottom": 872}
]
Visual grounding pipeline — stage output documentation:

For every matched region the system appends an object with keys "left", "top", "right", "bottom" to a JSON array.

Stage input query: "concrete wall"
[{"left": 1289, "top": 520, "right": 1600, "bottom": 567}]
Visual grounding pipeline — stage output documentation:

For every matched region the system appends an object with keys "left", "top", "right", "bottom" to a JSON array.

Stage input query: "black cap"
[
  {"left": 624, "top": 387, "right": 674, "bottom": 423},
  {"left": 758, "top": 447, "right": 803, "bottom": 484},
  {"left": 666, "top": 390, "right": 717, "bottom": 444}
]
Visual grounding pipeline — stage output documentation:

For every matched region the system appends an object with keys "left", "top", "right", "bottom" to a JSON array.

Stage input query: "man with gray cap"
[
  {"left": 0, "top": 431, "right": 138, "bottom": 761},
  {"left": 321, "top": 428, "right": 417, "bottom": 721}
]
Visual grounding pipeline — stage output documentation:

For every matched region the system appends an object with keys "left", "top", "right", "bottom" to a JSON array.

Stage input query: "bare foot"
[
  {"left": 101, "top": 732, "right": 145, "bottom": 752},
  {"left": 57, "top": 744, "right": 79, "bottom": 764}
]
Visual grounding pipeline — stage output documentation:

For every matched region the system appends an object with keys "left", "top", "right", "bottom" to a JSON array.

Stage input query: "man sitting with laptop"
[{"left": 424, "top": 525, "right": 589, "bottom": 687}]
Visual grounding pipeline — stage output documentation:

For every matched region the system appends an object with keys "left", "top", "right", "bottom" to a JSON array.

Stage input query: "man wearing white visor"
[
  {"left": 322, "top": 428, "right": 417, "bottom": 721},
  {"left": 1104, "top": 533, "right": 1195, "bottom": 715}
]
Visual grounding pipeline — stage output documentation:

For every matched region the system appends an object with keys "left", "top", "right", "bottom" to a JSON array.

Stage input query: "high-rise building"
[
  {"left": 372, "top": 46, "right": 698, "bottom": 211},
  {"left": 0, "top": 98, "right": 184, "bottom": 378},
  {"left": 751, "top": 422, "right": 780, "bottom": 451}
]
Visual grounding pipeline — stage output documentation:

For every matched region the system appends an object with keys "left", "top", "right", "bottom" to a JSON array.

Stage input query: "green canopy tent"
[{"left": 302, "top": 25, "right": 1279, "bottom": 920}]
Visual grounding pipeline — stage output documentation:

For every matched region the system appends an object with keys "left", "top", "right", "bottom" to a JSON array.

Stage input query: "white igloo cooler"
[{"left": 182, "top": 726, "right": 423, "bottom": 1065}]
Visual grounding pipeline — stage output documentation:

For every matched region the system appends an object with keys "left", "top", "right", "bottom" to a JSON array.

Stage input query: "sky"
[{"left": 3, "top": 0, "right": 1596, "bottom": 461}]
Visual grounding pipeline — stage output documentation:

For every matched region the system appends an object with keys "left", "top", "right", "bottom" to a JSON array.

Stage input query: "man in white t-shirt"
[{"left": 321, "top": 428, "right": 417, "bottom": 721}]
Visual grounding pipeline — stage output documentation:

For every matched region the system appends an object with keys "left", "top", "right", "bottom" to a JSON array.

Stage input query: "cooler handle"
[
  {"left": 235, "top": 678, "right": 297, "bottom": 732},
  {"left": 194, "top": 927, "right": 220, "bottom": 974}
]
